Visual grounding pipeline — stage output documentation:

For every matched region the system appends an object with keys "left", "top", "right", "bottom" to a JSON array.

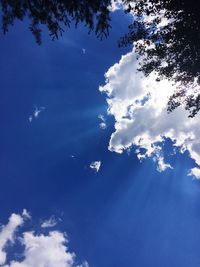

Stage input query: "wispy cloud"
[
  {"left": 98, "top": 114, "right": 107, "bottom": 130},
  {"left": 41, "top": 216, "right": 58, "bottom": 228},
  {"left": 29, "top": 106, "right": 45, "bottom": 123}
]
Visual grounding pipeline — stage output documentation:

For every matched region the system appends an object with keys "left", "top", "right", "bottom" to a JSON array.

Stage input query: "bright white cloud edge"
[
  {"left": 0, "top": 211, "right": 89, "bottom": 267},
  {"left": 99, "top": 48, "right": 200, "bottom": 178}
]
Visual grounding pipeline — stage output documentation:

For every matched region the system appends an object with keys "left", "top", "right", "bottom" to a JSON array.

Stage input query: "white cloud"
[
  {"left": 29, "top": 106, "right": 45, "bottom": 122},
  {"left": 90, "top": 161, "right": 101, "bottom": 173},
  {"left": 0, "top": 211, "right": 89, "bottom": 267},
  {"left": 188, "top": 168, "right": 200, "bottom": 179},
  {"left": 109, "top": 0, "right": 123, "bottom": 12},
  {"left": 0, "top": 212, "right": 28, "bottom": 265},
  {"left": 41, "top": 216, "right": 57, "bottom": 228},
  {"left": 28, "top": 116, "right": 33, "bottom": 123},
  {"left": 99, "top": 122, "right": 107, "bottom": 130},
  {"left": 82, "top": 48, "right": 86, "bottom": 54},
  {"left": 100, "top": 49, "right": 200, "bottom": 178},
  {"left": 34, "top": 106, "right": 45, "bottom": 118},
  {"left": 98, "top": 114, "right": 107, "bottom": 130},
  {"left": 6, "top": 231, "right": 74, "bottom": 267},
  {"left": 22, "top": 209, "right": 31, "bottom": 220},
  {"left": 155, "top": 156, "right": 173, "bottom": 172}
]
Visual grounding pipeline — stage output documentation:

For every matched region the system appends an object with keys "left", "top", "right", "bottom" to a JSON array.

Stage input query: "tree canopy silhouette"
[
  {"left": 121, "top": 0, "right": 200, "bottom": 117},
  {"left": 1, "top": 0, "right": 200, "bottom": 116},
  {"left": 0, "top": 0, "right": 113, "bottom": 44}
]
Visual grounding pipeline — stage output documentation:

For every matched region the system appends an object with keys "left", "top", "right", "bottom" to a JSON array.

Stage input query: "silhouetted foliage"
[
  {"left": 0, "top": 0, "right": 113, "bottom": 44},
  {"left": 120, "top": 0, "right": 200, "bottom": 117}
]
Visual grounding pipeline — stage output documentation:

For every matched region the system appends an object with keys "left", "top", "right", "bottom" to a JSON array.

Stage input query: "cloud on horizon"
[{"left": 100, "top": 49, "right": 200, "bottom": 178}]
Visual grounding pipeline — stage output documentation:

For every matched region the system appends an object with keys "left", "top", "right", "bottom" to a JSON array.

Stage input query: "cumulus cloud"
[
  {"left": 99, "top": 49, "right": 200, "bottom": 178},
  {"left": 90, "top": 161, "right": 101, "bottom": 173},
  {"left": 0, "top": 211, "right": 89, "bottom": 267},
  {"left": 6, "top": 231, "right": 75, "bottom": 267}
]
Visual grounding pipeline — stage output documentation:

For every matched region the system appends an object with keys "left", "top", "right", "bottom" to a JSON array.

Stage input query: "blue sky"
[{"left": 1, "top": 8, "right": 200, "bottom": 267}]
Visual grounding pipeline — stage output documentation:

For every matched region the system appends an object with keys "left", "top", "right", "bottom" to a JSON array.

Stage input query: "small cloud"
[
  {"left": 41, "top": 216, "right": 57, "bottom": 228},
  {"left": 22, "top": 209, "right": 31, "bottom": 220},
  {"left": 34, "top": 106, "right": 45, "bottom": 118},
  {"left": 28, "top": 116, "right": 33, "bottom": 123},
  {"left": 29, "top": 106, "right": 45, "bottom": 122},
  {"left": 98, "top": 114, "right": 105, "bottom": 121},
  {"left": 82, "top": 48, "right": 86, "bottom": 54},
  {"left": 156, "top": 156, "right": 173, "bottom": 172},
  {"left": 99, "top": 122, "right": 107, "bottom": 129},
  {"left": 98, "top": 114, "right": 107, "bottom": 130},
  {"left": 90, "top": 161, "right": 101, "bottom": 173}
]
